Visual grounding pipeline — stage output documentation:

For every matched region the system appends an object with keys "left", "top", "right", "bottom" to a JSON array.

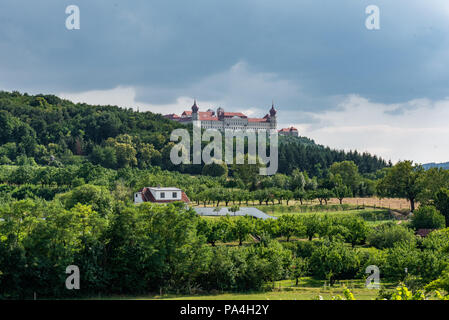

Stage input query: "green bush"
[
  {"left": 367, "top": 223, "right": 416, "bottom": 249},
  {"left": 411, "top": 205, "right": 445, "bottom": 230}
]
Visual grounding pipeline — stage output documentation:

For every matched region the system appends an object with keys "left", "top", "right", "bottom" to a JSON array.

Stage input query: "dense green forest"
[{"left": 0, "top": 91, "right": 388, "bottom": 177}]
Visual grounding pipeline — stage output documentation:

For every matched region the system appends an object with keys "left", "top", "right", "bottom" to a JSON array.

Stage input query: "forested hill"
[
  {"left": 278, "top": 136, "right": 388, "bottom": 176},
  {"left": 0, "top": 91, "right": 388, "bottom": 176},
  {"left": 423, "top": 162, "right": 449, "bottom": 170}
]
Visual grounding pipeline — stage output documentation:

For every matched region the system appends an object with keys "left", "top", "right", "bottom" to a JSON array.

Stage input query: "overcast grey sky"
[{"left": 1, "top": 0, "right": 449, "bottom": 163}]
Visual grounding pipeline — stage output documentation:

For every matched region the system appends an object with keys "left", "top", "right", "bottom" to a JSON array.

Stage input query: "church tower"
[
  {"left": 269, "top": 102, "right": 277, "bottom": 129},
  {"left": 191, "top": 99, "right": 201, "bottom": 129},
  {"left": 192, "top": 99, "right": 199, "bottom": 120}
]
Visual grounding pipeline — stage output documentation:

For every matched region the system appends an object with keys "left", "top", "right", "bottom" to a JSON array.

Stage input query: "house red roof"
[
  {"left": 164, "top": 114, "right": 180, "bottom": 120},
  {"left": 279, "top": 126, "right": 298, "bottom": 132},
  {"left": 141, "top": 187, "right": 190, "bottom": 204}
]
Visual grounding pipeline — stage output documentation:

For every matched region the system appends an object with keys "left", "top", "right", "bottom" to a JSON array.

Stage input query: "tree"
[
  {"left": 198, "top": 219, "right": 225, "bottom": 246},
  {"left": 284, "top": 190, "right": 294, "bottom": 205},
  {"left": 425, "top": 267, "right": 449, "bottom": 296},
  {"left": 290, "top": 169, "right": 306, "bottom": 191},
  {"left": 329, "top": 161, "right": 361, "bottom": 195},
  {"left": 294, "top": 189, "right": 307, "bottom": 205},
  {"left": 316, "top": 189, "right": 333, "bottom": 205},
  {"left": 309, "top": 239, "right": 360, "bottom": 286},
  {"left": 303, "top": 215, "right": 321, "bottom": 241},
  {"left": 90, "top": 146, "right": 117, "bottom": 169},
  {"left": 435, "top": 188, "right": 449, "bottom": 227},
  {"left": 254, "top": 190, "right": 266, "bottom": 206},
  {"left": 333, "top": 184, "right": 352, "bottom": 205},
  {"left": 384, "top": 242, "right": 421, "bottom": 281},
  {"left": 57, "top": 184, "right": 113, "bottom": 216},
  {"left": 278, "top": 215, "right": 305, "bottom": 242},
  {"left": 202, "top": 162, "right": 228, "bottom": 177},
  {"left": 232, "top": 216, "right": 254, "bottom": 246},
  {"left": 291, "top": 257, "right": 309, "bottom": 286},
  {"left": 417, "top": 168, "right": 449, "bottom": 205},
  {"left": 136, "top": 142, "right": 158, "bottom": 169},
  {"left": 410, "top": 205, "right": 446, "bottom": 230},
  {"left": 340, "top": 217, "right": 369, "bottom": 247},
  {"left": 229, "top": 205, "right": 240, "bottom": 216},
  {"left": 377, "top": 161, "right": 424, "bottom": 212},
  {"left": 231, "top": 154, "right": 262, "bottom": 185}
]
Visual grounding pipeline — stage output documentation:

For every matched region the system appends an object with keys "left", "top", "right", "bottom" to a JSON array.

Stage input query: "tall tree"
[
  {"left": 377, "top": 161, "right": 424, "bottom": 212},
  {"left": 435, "top": 188, "right": 449, "bottom": 227}
]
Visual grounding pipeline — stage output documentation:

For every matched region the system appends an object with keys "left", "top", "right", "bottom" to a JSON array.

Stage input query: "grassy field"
[
  {"left": 98, "top": 278, "right": 393, "bottom": 300},
  {"left": 256, "top": 207, "right": 399, "bottom": 225},
  {"left": 192, "top": 197, "right": 412, "bottom": 211}
]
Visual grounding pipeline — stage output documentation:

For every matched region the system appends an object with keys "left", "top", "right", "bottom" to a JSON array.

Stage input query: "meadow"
[{"left": 96, "top": 278, "right": 392, "bottom": 300}]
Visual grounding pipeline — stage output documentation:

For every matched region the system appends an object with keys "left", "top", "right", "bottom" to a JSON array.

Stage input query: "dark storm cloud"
[{"left": 1, "top": 0, "right": 449, "bottom": 112}]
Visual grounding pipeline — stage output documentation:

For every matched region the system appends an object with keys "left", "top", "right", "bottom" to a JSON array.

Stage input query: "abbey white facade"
[{"left": 164, "top": 101, "right": 277, "bottom": 132}]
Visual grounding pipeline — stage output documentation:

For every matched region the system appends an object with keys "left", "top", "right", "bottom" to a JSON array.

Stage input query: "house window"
[
  {"left": 160, "top": 192, "right": 165, "bottom": 199},
  {"left": 173, "top": 192, "right": 178, "bottom": 198}
]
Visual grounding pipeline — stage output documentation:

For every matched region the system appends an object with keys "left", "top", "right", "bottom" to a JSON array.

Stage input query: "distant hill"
[
  {"left": 422, "top": 162, "right": 449, "bottom": 170},
  {"left": 0, "top": 91, "right": 388, "bottom": 176}
]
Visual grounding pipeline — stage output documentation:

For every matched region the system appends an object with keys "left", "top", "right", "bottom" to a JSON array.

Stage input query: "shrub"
[
  {"left": 411, "top": 205, "right": 445, "bottom": 230},
  {"left": 367, "top": 223, "right": 416, "bottom": 249},
  {"left": 383, "top": 242, "right": 421, "bottom": 281}
]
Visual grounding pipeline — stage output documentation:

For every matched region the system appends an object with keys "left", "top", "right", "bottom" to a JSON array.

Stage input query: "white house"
[{"left": 134, "top": 187, "right": 190, "bottom": 204}]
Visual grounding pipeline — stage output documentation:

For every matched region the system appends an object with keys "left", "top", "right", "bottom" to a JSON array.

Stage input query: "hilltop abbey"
[{"left": 164, "top": 100, "right": 277, "bottom": 132}]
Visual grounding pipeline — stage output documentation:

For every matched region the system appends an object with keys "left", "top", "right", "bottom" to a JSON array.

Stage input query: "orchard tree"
[
  {"left": 229, "top": 205, "right": 240, "bottom": 216},
  {"left": 284, "top": 190, "right": 294, "bottom": 205},
  {"left": 291, "top": 257, "right": 309, "bottom": 286},
  {"left": 333, "top": 184, "right": 352, "bottom": 205},
  {"left": 377, "top": 161, "right": 424, "bottom": 212},
  {"left": 294, "top": 189, "right": 307, "bottom": 205},
  {"left": 340, "top": 217, "right": 369, "bottom": 247},
  {"left": 316, "top": 189, "right": 333, "bottom": 205},
  {"left": 435, "top": 188, "right": 449, "bottom": 227},
  {"left": 232, "top": 216, "right": 254, "bottom": 246},
  {"left": 278, "top": 215, "right": 305, "bottom": 242},
  {"left": 197, "top": 219, "right": 224, "bottom": 246},
  {"left": 303, "top": 215, "right": 321, "bottom": 241}
]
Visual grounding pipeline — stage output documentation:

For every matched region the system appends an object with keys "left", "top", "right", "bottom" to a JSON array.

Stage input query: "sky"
[{"left": 1, "top": 0, "right": 449, "bottom": 164}]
